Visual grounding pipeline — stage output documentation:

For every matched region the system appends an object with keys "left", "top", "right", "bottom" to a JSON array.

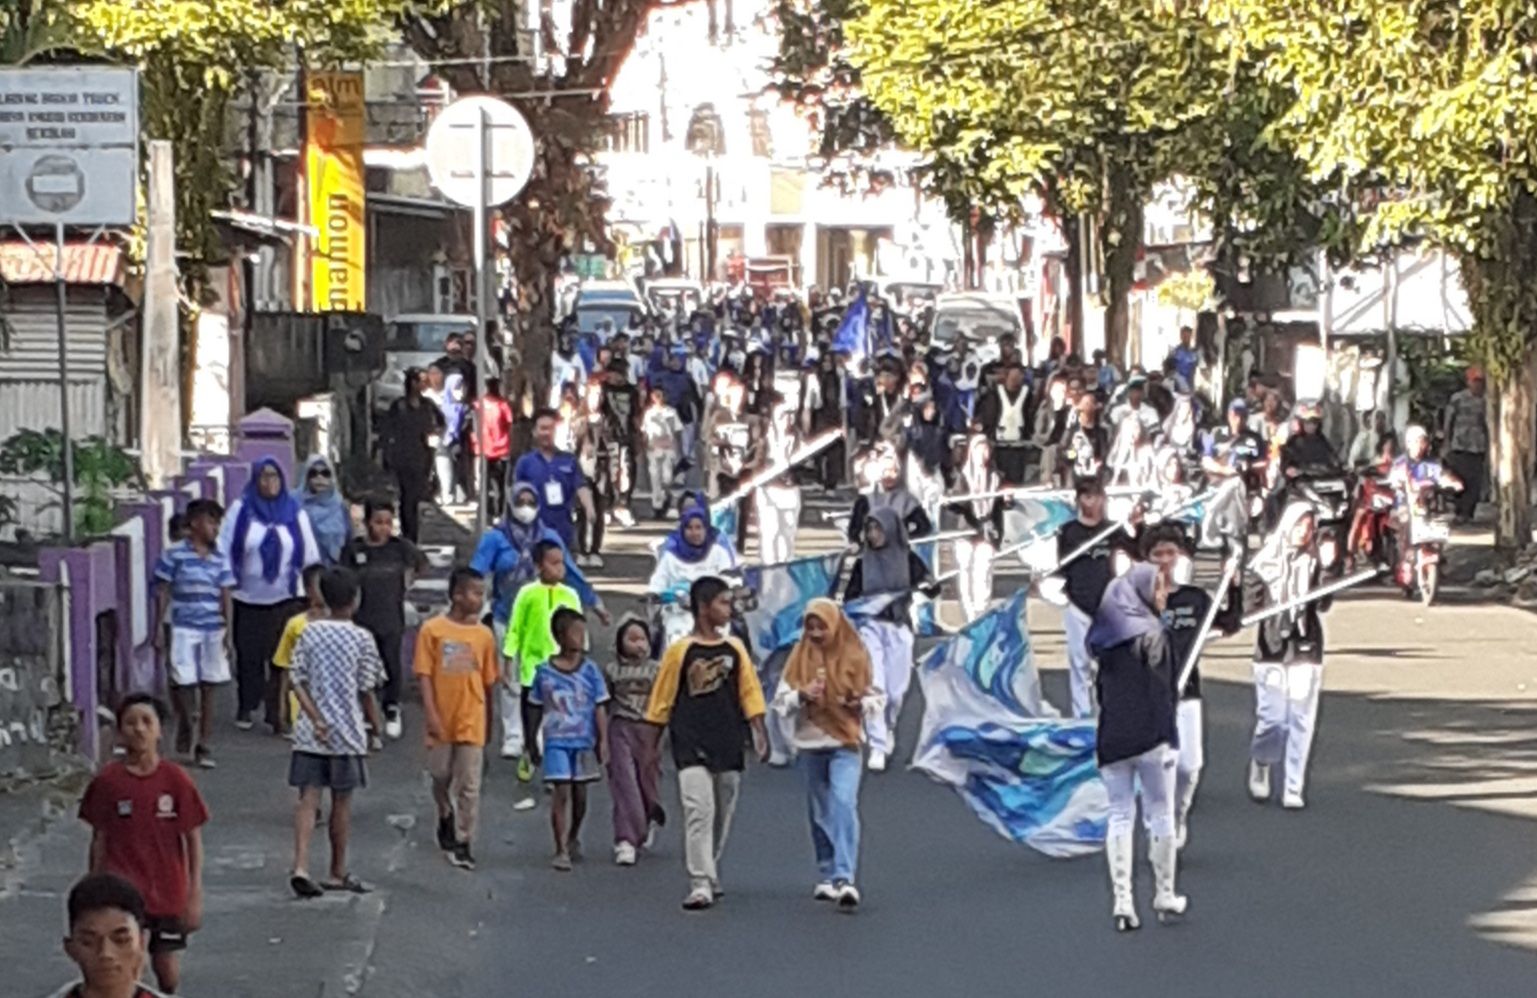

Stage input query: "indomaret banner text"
[{"left": 305, "top": 70, "right": 365, "bottom": 312}]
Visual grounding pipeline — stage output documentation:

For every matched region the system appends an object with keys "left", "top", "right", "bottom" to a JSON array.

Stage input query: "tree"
[
  {"left": 399, "top": 0, "right": 663, "bottom": 414},
  {"left": 1211, "top": 0, "right": 1537, "bottom": 551}
]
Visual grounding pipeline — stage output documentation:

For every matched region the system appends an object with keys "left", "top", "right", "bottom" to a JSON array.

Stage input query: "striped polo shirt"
[{"left": 153, "top": 541, "right": 236, "bottom": 632}]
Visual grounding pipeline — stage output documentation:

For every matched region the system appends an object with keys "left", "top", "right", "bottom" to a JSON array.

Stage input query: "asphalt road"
[{"left": 7, "top": 497, "right": 1537, "bottom": 998}]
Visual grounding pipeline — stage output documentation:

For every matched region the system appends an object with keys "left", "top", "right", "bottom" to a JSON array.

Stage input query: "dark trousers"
[
  {"left": 1446, "top": 449, "right": 1486, "bottom": 520},
  {"left": 395, "top": 467, "right": 432, "bottom": 542},
  {"left": 816, "top": 434, "right": 845, "bottom": 489},
  {"left": 368, "top": 627, "right": 405, "bottom": 709},
  {"left": 485, "top": 458, "right": 509, "bottom": 518},
  {"left": 233, "top": 598, "right": 302, "bottom": 721},
  {"left": 996, "top": 445, "right": 1029, "bottom": 486},
  {"left": 576, "top": 477, "right": 606, "bottom": 557}
]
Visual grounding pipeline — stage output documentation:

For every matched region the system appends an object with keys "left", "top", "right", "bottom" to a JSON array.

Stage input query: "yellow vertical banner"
[{"left": 305, "top": 70, "right": 366, "bottom": 311}]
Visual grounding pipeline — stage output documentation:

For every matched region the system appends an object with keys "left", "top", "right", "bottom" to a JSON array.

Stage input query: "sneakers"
[
  {"left": 644, "top": 819, "right": 660, "bottom": 851},
  {"left": 234, "top": 712, "right": 254, "bottom": 731},
  {"left": 682, "top": 888, "right": 714, "bottom": 910},
  {"left": 449, "top": 843, "right": 476, "bottom": 870},
  {"left": 867, "top": 750, "right": 888, "bottom": 773},
  {"left": 813, "top": 881, "right": 838, "bottom": 902},
  {"left": 436, "top": 814, "right": 456, "bottom": 852},
  {"left": 193, "top": 746, "right": 216, "bottom": 770},
  {"left": 1247, "top": 760, "right": 1271, "bottom": 802},
  {"left": 383, "top": 706, "right": 403, "bottom": 741},
  {"left": 513, "top": 796, "right": 537, "bottom": 811},
  {"left": 835, "top": 882, "right": 861, "bottom": 911},
  {"left": 613, "top": 507, "right": 635, "bottom": 528},
  {"left": 615, "top": 842, "right": 637, "bottom": 866},
  {"left": 369, "top": 734, "right": 384, "bottom": 753},
  {"left": 587, "top": 553, "right": 605, "bottom": 570},
  {"left": 1282, "top": 791, "right": 1306, "bottom": 810},
  {"left": 552, "top": 852, "right": 573, "bottom": 872}
]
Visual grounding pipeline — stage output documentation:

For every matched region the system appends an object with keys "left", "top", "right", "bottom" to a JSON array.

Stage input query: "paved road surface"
[{"left": 6, "top": 497, "right": 1537, "bottom": 997}]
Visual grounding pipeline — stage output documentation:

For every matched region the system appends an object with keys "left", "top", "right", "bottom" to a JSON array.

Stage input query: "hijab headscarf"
[
  {"left": 1251, "top": 500, "right": 1317, "bottom": 609},
  {"left": 293, "top": 454, "right": 349, "bottom": 564},
  {"left": 858, "top": 505, "right": 911, "bottom": 594},
  {"left": 1087, "top": 562, "right": 1164, "bottom": 656},
  {"left": 781, "top": 598, "right": 872, "bottom": 746},
  {"left": 961, "top": 434, "right": 1000, "bottom": 521},
  {"left": 662, "top": 505, "right": 720, "bottom": 564},
  {"left": 440, "top": 371, "right": 467, "bottom": 441},
  {"left": 229, "top": 457, "right": 306, "bottom": 589},
  {"left": 498, "top": 481, "right": 543, "bottom": 553}
]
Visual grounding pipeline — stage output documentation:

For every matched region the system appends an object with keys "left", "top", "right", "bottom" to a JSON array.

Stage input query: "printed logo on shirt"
[
  {"left": 442, "top": 639, "right": 475, "bottom": 674},
  {"left": 685, "top": 652, "right": 732, "bottom": 698},
  {"left": 157, "top": 793, "right": 177, "bottom": 819},
  {"left": 116, "top": 799, "right": 133, "bottom": 817}
]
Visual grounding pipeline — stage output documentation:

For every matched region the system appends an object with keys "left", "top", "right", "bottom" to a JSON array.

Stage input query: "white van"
[{"left": 931, "top": 292, "right": 1026, "bottom": 362}]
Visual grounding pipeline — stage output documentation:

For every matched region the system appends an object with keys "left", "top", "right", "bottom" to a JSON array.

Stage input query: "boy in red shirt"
[{"left": 79, "top": 694, "right": 209, "bottom": 995}]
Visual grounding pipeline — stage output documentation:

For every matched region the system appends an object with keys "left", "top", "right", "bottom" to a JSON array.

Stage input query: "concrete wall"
[{"left": 0, "top": 580, "right": 75, "bottom": 780}]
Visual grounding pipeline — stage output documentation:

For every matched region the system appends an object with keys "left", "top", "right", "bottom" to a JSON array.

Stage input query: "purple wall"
[{"left": 33, "top": 410, "right": 294, "bottom": 761}]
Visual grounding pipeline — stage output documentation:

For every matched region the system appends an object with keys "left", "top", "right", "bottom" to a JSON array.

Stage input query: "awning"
[
  {"left": 367, "top": 192, "right": 461, "bottom": 220},
  {"left": 0, "top": 242, "right": 125, "bottom": 286}
]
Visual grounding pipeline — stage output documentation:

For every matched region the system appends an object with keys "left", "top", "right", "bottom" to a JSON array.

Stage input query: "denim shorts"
[{"left": 542, "top": 746, "right": 600, "bottom": 784}]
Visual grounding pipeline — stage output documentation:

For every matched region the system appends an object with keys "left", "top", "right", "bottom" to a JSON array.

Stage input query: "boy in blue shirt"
[
  {"left": 152, "top": 500, "right": 235, "bottom": 768},
  {"left": 527, "top": 607, "right": 609, "bottom": 872}
]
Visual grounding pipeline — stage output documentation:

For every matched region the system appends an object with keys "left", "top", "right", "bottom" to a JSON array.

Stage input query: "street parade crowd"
[{"left": 54, "top": 281, "right": 1492, "bottom": 996}]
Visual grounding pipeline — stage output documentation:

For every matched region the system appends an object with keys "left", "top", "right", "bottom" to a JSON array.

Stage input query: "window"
[{"left": 602, "top": 112, "right": 650, "bottom": 154}]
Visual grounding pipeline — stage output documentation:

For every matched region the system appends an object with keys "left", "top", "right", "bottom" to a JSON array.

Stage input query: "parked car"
[
  {"left": 572, "top": 279, "right": 648, "bottom": 338},
  {"left": 373, "top": 313, "right": 477, "bottom": 413},
  {"left": 643, "top": 277, "right": 705, "bottom": 319},
  {"left": 930, "top": 292, "right": 1027, "bottom": 361}
]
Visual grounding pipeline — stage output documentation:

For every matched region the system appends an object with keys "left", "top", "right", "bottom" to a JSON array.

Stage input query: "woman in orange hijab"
[{"left": 771, "top": 598, "right": 880, "bottom": 911}]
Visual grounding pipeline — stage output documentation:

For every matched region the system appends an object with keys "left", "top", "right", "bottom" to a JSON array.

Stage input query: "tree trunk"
[
  {"left": 1101, "top": 185, "right": 1142, "bottom": 368},
  {"left": 1489, "top": 347, "right": 1535, "bottom": 553},
  {"left": 1061, "top": 211, "right": 1083, "bottom": 354}
]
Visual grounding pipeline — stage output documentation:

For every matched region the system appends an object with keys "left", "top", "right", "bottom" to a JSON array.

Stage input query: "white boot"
[
  {"left": 1105, "top": 827, "right": 1139, "bottom": 931},
  {"left": 1175, "top": 773, "right": 1199, "bottom": 850},
  {"left": 1150, "top": 834, "right": 1188, "bottom": 922},
  {"left": 1247, "top": 760, "right": 1271, "bottom": 802}
]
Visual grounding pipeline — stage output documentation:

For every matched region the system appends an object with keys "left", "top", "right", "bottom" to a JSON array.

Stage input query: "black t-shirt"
[
  {"left": 343, "top": 537, "right": 424, "bottom": 635},
  {"left": 1058, "top": 518, "right": 1125, "bottom": 616},
  {"left": 385, "top": 399, "right": 443, "bottom": 472},
  {"left": 1162, "top": 582, "right": 1243, "bottom": 699},
  {"left": 661, "top": 637, "right": 756, "bottom": 772}
]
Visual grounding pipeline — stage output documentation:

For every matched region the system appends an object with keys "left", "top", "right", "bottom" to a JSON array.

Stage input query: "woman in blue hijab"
[
  {"left": 470, "top": 480, "right": 606, "bottom": 760},
  {"left": 293, "top": 454, "right": 350, "bottom": 565},
  {"left": 219, "top": 457, "right": 319, "bottom": 731},
  {"left": 1087, "top": 561, "right": 1186, "bottom": 932},
  {"left": 647, "top": 501, "right": 738, "bottom": 648}
]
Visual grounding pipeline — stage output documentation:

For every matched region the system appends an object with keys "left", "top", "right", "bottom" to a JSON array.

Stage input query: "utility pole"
[{"left": 142, "top": 140, "right": 182, "bottom": 488}]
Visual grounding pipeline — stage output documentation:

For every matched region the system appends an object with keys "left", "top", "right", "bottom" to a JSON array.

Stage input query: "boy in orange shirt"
[{"left": 415, "top": 567, "right": 500, "bottom": 870}]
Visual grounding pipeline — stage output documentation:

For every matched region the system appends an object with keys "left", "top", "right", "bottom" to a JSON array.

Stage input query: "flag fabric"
[
  {"left": 740, "top": 551, "right": 847, "bottom": 668},
  {"left": 831, "top": 288, "right": 872, "bottom": 370},
  {"left": 913, "top": 589, "right": 1108, "bottom": 858}
]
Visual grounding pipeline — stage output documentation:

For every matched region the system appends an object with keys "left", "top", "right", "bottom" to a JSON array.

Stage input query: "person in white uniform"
[
  {"left": 753, "top": 399, "right": 803, "bottom": 564},
  {"left": 1245, "top": 501, "right": 1331, "bottom": 809},
  {"left": 946, "top": 434, "right": 1006, "bottom": 621}
]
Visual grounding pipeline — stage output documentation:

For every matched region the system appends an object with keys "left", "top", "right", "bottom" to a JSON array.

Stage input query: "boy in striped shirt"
[{"left": 152, "top": 500, "right": 235, "bottom": 768}]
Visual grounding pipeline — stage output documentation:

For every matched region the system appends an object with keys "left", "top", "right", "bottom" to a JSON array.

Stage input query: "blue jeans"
[{"left": 801, "top": 747, "right": 863, "bottom": 884}]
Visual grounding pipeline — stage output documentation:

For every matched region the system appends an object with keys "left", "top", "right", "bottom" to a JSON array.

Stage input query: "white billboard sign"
[{"left": 0, "top": 66, "right": 139, "bottom": 226}]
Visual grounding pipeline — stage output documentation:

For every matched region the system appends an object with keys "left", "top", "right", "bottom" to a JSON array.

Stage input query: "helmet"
[{"left": 1294, "top": 400, "right": 1322, "bottom": 422}]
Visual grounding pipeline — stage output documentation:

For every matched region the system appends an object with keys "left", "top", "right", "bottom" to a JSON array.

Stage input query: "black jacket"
[{"left": 1095, "top": 628, "right": 1178, "bottom": 767}]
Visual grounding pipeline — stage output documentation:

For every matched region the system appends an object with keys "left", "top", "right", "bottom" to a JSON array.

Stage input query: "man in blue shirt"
[
  {"left": 152, "top": 499, "right": 235, "bottom": 767},
  {"left": 1170, "top": 325, "right": 1201, "bottom": 390},
  {"left": 512, "top": 407, "right": 596, "bottom": 564}
]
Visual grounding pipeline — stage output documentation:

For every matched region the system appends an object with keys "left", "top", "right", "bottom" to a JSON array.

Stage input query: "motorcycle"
[
  {"left": 1285, "top": 464, "right": 1354, "bottom": 577},
  {"left": 1351, "top": 467, "right": 1399, "bottom": 570},
  {"left": 1397, "top": 486, "right": 1454, "bottom": 606},
  {"left": 644, "top": 573, "right": 757, "bottom": 655}
]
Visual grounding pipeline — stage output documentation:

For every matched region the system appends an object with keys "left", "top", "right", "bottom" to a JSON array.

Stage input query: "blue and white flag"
[
  {"left": 913, "top": 590, "right": 1108, "bottom": 858},
  {"left": 831, "top": 288, "right": 872, "bottom": 370},
  {"left": 740, "top": 551, "right": 846, "bottom": 665}
]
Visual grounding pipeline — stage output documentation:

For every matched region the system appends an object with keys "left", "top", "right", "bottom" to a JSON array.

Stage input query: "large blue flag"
[
  {"left": 740, "top": 550, "right": 846, "bottom": 667},
  {"left": 831, "top": 288, "right": 872, "bottom": 370},
  {"left": 913, "top": 589, "right": 1108, "bottom": 858}
]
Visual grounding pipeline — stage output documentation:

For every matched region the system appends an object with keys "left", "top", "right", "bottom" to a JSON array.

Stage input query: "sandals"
[
  {"left": 289, "top": 873, "right": 323, "bottom": 899},
  {"left": 321, "top": 873, "right": 372, "bottom": 894}
]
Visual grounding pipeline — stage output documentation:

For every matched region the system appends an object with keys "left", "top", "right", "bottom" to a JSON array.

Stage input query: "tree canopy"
[{"left": 1212, "top": 0, "right": 1537, "bottom": 547}]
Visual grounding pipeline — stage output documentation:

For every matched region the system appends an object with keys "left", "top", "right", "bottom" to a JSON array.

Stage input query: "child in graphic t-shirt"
[
  {"left": 526, "top": 607, "right": 609, "bottom": 872},
  {"left": 644, "top": 575, "right": 768, "bottom": 910},
  {"left": 603, "top": 615, "right": 664, "bottom": 866},
  {"left": 78, "top": 694, "right": 209, "bottom": 995}
]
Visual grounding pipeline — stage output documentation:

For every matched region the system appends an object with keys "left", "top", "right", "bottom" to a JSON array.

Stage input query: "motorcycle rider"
[{"left": 1388, "top": 425, "right": 1463, "bottom": 541}]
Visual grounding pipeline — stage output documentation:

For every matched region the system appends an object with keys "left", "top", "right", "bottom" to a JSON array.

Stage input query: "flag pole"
[
  {"left": 1176, "top": 555, "right": 1242, "bottom": 696},
  {"left": 1239, "top": 568, "right": 1379, "bottom": 628}
]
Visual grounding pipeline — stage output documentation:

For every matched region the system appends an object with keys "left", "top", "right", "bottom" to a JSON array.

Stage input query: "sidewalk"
[{"left": 1, "top": 709, "right": 435, "bottom": 998}]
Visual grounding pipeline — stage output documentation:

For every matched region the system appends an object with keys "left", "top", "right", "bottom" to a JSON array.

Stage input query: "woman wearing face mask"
[
  {"left": 470, "top": 482, "right": 605, "bottom": 760},
  {"left": 1245, "top": 501, "right": 1330, "bottom": 810},
  {"left": 218, "top": 458, "right": 321, "bottom": 731},
  {"left": 1086, "top": 562, "right": 1185, "bottom": 932},
  {"left": 647, "top": 503, "right": 739, "bottom": 648},
  {"left": 843, "top": 506, "right": 937, "bottom": 772},
  {"left": 293, "top": 455, "right": 350, "bottom": 566},
  {"left": 771, "top": 599, "right": 880, "bottom": 910}
]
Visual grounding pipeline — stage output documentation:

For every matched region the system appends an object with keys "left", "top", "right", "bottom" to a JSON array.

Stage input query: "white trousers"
[
  {"left": 648, "top": 450, "right": 677, "bottom": 508},
  {"left": 754, "top": 484, "right": 802, "bottom": 564},
  {"left": 1102, "top": 744, "right": 1177, "bottom": 839},
  {"left": 1250, "top": 661, "right": 1323, "bottom": 798},
  {"left": 953, "top": 538, "right": 995, "bottom": 621},
  {"left": 1176, "top": 698, "right": 1203, "bottom": 822},
  {"left": 1063, "top": 604, "right": 1097, "bottom": 719},
  {"left": 858, "top": 619, "right": 914, "bottom": 756}
]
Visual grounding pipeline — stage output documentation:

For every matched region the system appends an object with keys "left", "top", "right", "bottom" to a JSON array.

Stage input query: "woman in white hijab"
[{"left": 1244, "top": 500, "right": 1331, "bottom": 809}]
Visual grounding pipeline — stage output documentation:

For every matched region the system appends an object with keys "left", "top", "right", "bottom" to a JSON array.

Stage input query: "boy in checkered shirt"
[{"left": 286, "top": 568, "right": 383, "bottom": 898}]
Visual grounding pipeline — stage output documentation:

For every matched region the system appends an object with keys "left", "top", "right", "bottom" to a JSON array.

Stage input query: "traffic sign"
[{"left": 424, "top": 96, "right": 535, "bottom": 208}]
